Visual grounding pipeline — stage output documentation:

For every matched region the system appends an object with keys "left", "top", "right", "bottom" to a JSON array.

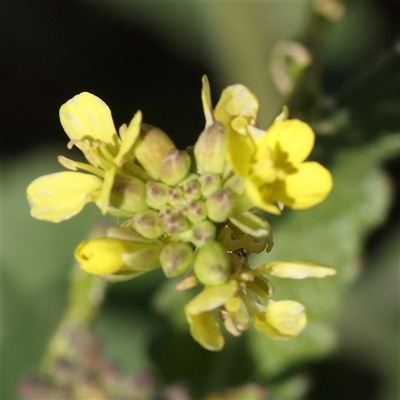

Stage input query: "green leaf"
[{"left": 337, "top": 223, "right": 400, "bottom": 400}]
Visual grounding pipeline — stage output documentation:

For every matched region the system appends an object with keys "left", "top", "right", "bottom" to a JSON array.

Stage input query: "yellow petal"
[
  {"left": 271, "top": 162, "right": 333, "bottom": 209},
  {"left": 226, "top": 129, "right": 255, "bottom": 177},
  {"left": 254, "top": 300, "right": 307, "bottom": 339},
  {"left": 185, "top": 280, "right": 238, "bottom": 316},
  {"left": 201, "top": 75, "right": 214, "bottom": 128},
  {"left": 114, "top": 110, "right": 142, "bottom": 165},
  {"left": 259, "top": 120, "right": 314, "bottom": 164},
  {"left": 27, "top": 171, "right": 102, "bottom": 222},
  {"left": 257, "top": 261, "right": 337, "bottom": 279},
  {"left": 214, "top": 84, "right": 258, "bottom": 126},
  {"left": 275, "top": 105, "right": 289, "bottom": 122},
  {"left": 74, "top": 237, "right": 162, "bottom": 276},
  {"left": 186, "top": 312, "right": 224, "bottom": 351},
  {"left": 96, "top": 166, "right": 116, "bottom": 215},
  {"left": 244, "top": 179, "right": 282, "bottom": 215},
  {"left": 59, "top": 92, "right": 117, "bottom": 145},
  {"left": 247, "top": 125, "right": 266, "bottom": 146}
]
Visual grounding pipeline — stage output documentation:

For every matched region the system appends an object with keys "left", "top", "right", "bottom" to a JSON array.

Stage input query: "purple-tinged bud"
[
  {"left": 199, "top": 174, "right": 221, "bottom": 197},
  {"left": 146, "top": 181, "right": 169, "bottom": 209},
  {"left": 194, "top": 122, "right": 227, "bottom": 174},
  {"left": 133, "top": 124, "right": 175, "bottom": 179},
  {"left": 131, "top": 210, "right": 164, "bottom": 239},
  {"left": 160, "top": 242, "right": 194, "bottom": 278},
  {"left": 159, "top": 149, "right": 191, "bottom": 185},
  {"left": 194, "top": 241, "right": 230, "bottom": 285},
  {"left": 187, "top": 200, "right": 207, "bottom": 223},
  {"left": 189, "top": 220, "right": 216, "bottom": 248},
  {"left": 168, "top": 187, "right": 184, "bottom": 206},
  {"left": 163, "top": 213, "right": 190, "bottom": 234},
  {"left": 182, "top": 178, "right": 201, "bottom": 200},
  {"left": 109, "top": 175, "right": 147, "bottom": 216},
  {"left": 206, "top": 188, "right": 234, "bottom": 222}
]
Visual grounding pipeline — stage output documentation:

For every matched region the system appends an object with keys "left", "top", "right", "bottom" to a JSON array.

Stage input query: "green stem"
[{"left": 40, "top": 264, "right": 107, "bottom": 376}]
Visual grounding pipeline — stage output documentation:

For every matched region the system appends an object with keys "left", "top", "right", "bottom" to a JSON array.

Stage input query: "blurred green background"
[{"left": 2, "top": 1, "right": 399, "bottom": 399}]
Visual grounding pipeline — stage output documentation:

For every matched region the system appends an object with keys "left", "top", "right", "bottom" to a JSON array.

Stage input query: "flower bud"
[
  {"left": 160, "top": 242, "right": 194, "bottom": 278},
  {"left": 187, "top": 200, "right": 207, "bottom": 223},
  {"left": 206, "top": 188, "right": 234, "bottom": 222},
  {"left": 187, "top": 220, "right": 216, "bottom": 248},
  {"left": 163, "top": 213, "right": 190, "bottom": 234},
  {"left": 133, "top": 124, "right": 175, "bottom": 180},
  {"left": 159, "top": 149, "right": 191, "bottom": 186},
  {"left": 182, "top": 178, "right": 201, "bottom": 200},
  {"left": 146, "top": 181, "right": 169, "bottom": 210},
  {"left": 199, "top": 174, "right": 221, "bottom": 198},
  {"left": 194, "top": 122, "right": 226, "bottom": 174},
  {"left": 168, "top": 187, "right": 184, "bottom": 206},
  {"left": 109, "top": 175, "right": 147, "bottom": 216},
  {"left": 74, "top": 237, "right": 162, "bottom": 276},
  {"left": 193, "top": 241, "right": 230, "bottom": 285},
  {"left": 130, "top": 210, "right": 164, "bottom": 239}
]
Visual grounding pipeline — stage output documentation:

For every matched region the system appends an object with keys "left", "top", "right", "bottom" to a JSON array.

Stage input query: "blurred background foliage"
[{"left": 2, "top": 1, "right": 399, "bottom": 399}]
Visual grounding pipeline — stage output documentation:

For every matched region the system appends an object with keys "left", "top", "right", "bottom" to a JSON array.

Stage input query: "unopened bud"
[
  {"left": 159, "top": 149, "right": 191, "bottom": 185},
  {"left": 187, "top": 200, "right": 207, "bottom": 223},
  {"left": 146, "top": 181, "right": 169, "bottom": 209},
  {"left": 182, "top": 178, "right": 201, "bottom": 200},
  {"left": 168, "top": 187, "right": 184, "bottom": 206},
  {"left": 109, "top": 175, "right": 147, "bottom": 216},
  {"left": 194, "top": 122, "right": 226, "bottom": 174},
  {"left": 194, "top": 241, "right": 230, "bottom": 285},
  {"left": 199, "top": 174, "right": 221, "bottom": 197},
  {"left": 206, "top": 188, "right": 234, "bottom": 222},
  {"left": 160, "top": 242, "right": 194, "bottom": 278},
  {"left": 189, "top": 220, "right": 216, "bottom": 248},
  {"left": 74, "top": 237, "right": 162, "bottom": 276},
  {"left": 131, "top": 210, "right": 164, "bottom": 239},
  {"left": 133, "top": 124, "right": 175, "bottom": 180},
  {"left": 163, "top": 213, "right": 190, "bottom": 234}
]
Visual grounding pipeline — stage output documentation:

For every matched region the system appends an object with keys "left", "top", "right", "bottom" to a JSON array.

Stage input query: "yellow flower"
[
  {"left": 201, "top": 76, "right": 333, "bottom": 215},
  {"left": 245, "top": 119, "right": 333, "bottom": 213},
  {"left": 182, "top": 228, "right": 337, "bottom": 350},
  {"left": 250, "top": 260, "right": 336, "bottom": 339},
  {"left": 184, "top": 280, "right": 239, "bottom": 351},
  {"left": 26, "top": 79, "right": 337, "bottom": 352},
  {"left": 27, "top": 92, "right": 148, "bottom": 222},
  {"left": 200, "top": 76, "right": 258, "bottom": 178}
]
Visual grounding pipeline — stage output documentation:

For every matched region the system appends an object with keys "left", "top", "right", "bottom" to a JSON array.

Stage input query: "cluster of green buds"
[{"left": 27, "top": 76, "right": 336, "bottom": 351}]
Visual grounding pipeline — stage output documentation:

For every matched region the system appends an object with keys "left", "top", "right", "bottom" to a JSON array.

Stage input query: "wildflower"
[
  {"left": 185, "top": 280, "right": 239, "bottom": 351},
  {"left": 200, "top": 76, "right": 333, "bottom": 214},
  {"left": 183, "top": 222, "right": 336, "bottom": 350},
  {"left": 244, "top": 119, "right": 333, "bottom": 213},
  {"left": 27, "top": 93, "right": 150, "bottom": 222},
  {"left": 27, "top": 77, "right": 336, "bottom": 351}
]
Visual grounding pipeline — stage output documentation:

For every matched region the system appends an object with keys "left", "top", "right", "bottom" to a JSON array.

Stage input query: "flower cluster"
[{"left": 27, "top": 76, "right": 335, "bottom": 351}]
